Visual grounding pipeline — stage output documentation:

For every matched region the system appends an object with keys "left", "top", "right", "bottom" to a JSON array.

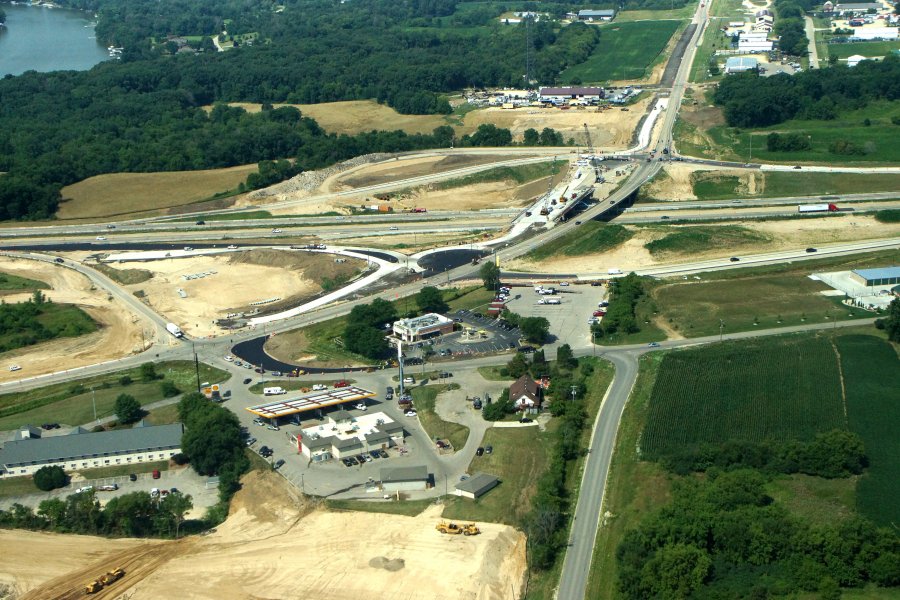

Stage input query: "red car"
[
  {"left": 593, "top": 310, "right": 606, "bottom": 317},
  {"left": 333, "top": 380, "right": 350, "bottom": 388}
]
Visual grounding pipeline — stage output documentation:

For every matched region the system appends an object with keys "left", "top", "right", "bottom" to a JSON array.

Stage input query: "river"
[{"left": 0, "top": 3, "right": 111, "bottom": 77}]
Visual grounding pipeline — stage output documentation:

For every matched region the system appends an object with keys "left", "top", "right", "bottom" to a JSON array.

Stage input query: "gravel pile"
[{"left": 249, "top": 152, "right": 394, "bottom": 199}]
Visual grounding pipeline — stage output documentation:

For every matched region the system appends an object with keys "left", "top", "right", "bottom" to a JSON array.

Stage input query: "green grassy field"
[
  {"left": 839, "top": 335, "right": 900, "bottom": 527},
  {"left": 0, "top": 361, "right": 230, "bottom": 429},
  {"left": 691, "top": 171, "right": 900, "bottom": 200},
  {"left": 527, "top": 222, "right": 632, "bottom": 261},
  {"left": 641, "top": 336, "right": 848, "bottom": 457},
  {"left": 0, "top": 303, "right": 97, "bottom": 354},
  {"left": 689, "top": 18, "right": 730, "bottom": 82},
  {"left": 643, "top": 224, "right": 770, "bottom": 255},
  {"left": 561, "top": 20, "right": 682, "bottom": 82},
  {"left": 92, "top": 263, "right": 154, "bottom": 285},
  {"left": 411, "top": 384, "right": 470, "bottom": 452},
  {"left": 79, "top": 460, "right": 170, "bottom": 481},
  {"left": 707, "top": 100, "right": 900, "bottom": 164},
  {"left": 0, "top": 272, "right": 49, "bottom": 291},
  {"left": 767, "top": 473, "right": 857, "bottom": 526},
  {"left": 824, "top": 40, "right": 900, "bottom": 60}
]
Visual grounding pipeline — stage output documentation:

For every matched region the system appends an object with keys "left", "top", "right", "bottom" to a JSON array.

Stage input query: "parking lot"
[{"left": 502, "top": 282, "right": 608, "bottom": 350}]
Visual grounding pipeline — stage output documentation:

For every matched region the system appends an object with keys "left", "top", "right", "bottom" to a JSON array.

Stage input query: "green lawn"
[
  {"left": 145, "top": 403, "right": 181, "bottom": 425},
  {"left": 691, "top": 173, "right": 742, "bottom": 199},
  {"left": 0, "top": 360, "right": 230, "bottom": 429},
  {"left": 561, "top": 20, "right": 682, "bottom": 82},
  {"left": 616, "top": 5, "right": 696, "bottom": 21},
  {"left": 411, "top": 384, "right": 470, "bottom": 451},
  {"left": 824, "top": 40, "right": 900, "bottom": 60},
  {"left": 585, "top": 353, "right": 671, "bottom": 600},
  {"left": 0, "top": 272, "right": 49, "bottom": 291},
  {"left": 247, "top": 379, "right": 354, "bottom": 394},
  {"left": 689, "top": 18, "right": 730, "bottom": 82},
  {"left": 80, "top": 460, "right": 170, "bottom": 481},
  {"left": 767, "top": 473, "right": 857, "bottom": 526},
  {"left": 326, "top": 498, "right": 434, "bottom": 516},
  {"left": 0, "top": 475, "right": 40, "bottom": 498},
  {"left": 527, "top": 222, "right": 632, "bottom": 261},
  {"left": 476, "top": 366, "right": 513, "bottom": 381},
  {"left": 706, "top": 100, "right": 900, "bottom": 164}
]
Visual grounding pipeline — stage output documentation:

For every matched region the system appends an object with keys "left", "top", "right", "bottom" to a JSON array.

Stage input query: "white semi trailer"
[{"left": 166, "top": 323, "right": 184, "bottom": 338}]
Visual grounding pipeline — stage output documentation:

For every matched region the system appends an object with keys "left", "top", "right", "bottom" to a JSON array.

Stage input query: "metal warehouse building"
[
  {"left": 381, "top": 465, "right": 429, "bottom": 492},
  {"left": 724, "top": 56, "right": 760, "bottom": 74},
  {"left": 455, "top": 473, "right": 500, "bottom": 499},
  {"left": 850, "top": 266, "right": 900, "bottom": 287}
]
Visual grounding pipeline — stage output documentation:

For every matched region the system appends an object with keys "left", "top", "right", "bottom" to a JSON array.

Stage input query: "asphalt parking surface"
[{"left": 503, "top": 283, "right": 608, "bottom": 351}]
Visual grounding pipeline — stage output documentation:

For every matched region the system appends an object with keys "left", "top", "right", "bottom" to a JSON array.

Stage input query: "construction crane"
[{"left": 583, "top": 123, "right": 601, "bottom": 182}]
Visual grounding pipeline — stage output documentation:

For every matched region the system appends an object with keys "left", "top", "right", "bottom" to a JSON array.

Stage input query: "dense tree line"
[
  {"left": 714, "top": 55, "right": 900, "bottom": 127},
  {"left": 177, "top": 391, "right": 248, "bottom": 503},
  {"left": 342, "top": 298, "right": 397, "bottom": 359},
  {"left": 0, "top": 291, "right": 95, "bottom": 351},
  {"left": 766, "top": 131, "right": 811, "bottom": 152},
  {"left": 0, "top": 489, "right": 194, "bottom": 538},
  {"left": 659, "top": 429, "right": 868, "bottom": 477},
  {"left": 875, "top": 297, "right": 900, "bottom": 342},
  {"left": 616, "top": 469, "right": 900, "bottom": 597},
  {"left": 591, "top": 273, "right": 645, "bottom": 339}
]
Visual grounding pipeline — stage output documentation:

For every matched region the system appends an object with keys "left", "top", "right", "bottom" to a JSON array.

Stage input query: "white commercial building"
[
  {"left": 847, "top": 54, "right": 871, "bottom": 66},
  {"left": 294, "top": 411, "right": 404, "bottom": 462},
  {"left": 849, "top": 27, "right": 899, "bottom": 40},
  {"left": 538, "top": 86, "right": 605, "bottom": 104},
  {"left": 0, "top": 422, "right": 183, "bottom": 478},
  {"left": 739, "top": 31, "right": 774, "bottom": 52},
  {"left": 392, "top": 313, "right": 454, "bottom": 343}
]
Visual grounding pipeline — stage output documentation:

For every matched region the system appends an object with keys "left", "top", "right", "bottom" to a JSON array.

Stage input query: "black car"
[
  {"left": 520, "top": 417, "right": 533, "bottom": 424},
  {"left": 347, "top": 456, "right": 359, "bottom": 466},
  {"left": 54, "top": 257, "right": 64, "bottom": 263},
  {"left": 196, "top": 220, "right": 206, "bottom": 225},
  {"left": 476, "top": 447, "right": 484, "bottom": 457},
  {"left": 370, "top": 451, "right": 381, "bottom": 459},
  {"left": 342, "top": 458, "right": 352, "bottom": 467},
  {"left": 274, "top": 459, "right": 285, "bottom": 469},
  {"left": 485, "top": 445, "right": 493, "bottom": 455},
  {"left": 806, "top": 247, "right": 817, "bottom": 253},
  {"left": 243, "top": 378, "right": 253, "bottom": 384},
  {"left": 730, "top": 257, "right": 740, "bottom": 262},
  {"left": 129, "top": 474, "right": 137, "bottom": 482}
]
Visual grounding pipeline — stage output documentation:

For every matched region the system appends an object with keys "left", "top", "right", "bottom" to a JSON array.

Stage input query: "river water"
[{"left": 0, "top": 3, "right": 110, "bottom": 77}]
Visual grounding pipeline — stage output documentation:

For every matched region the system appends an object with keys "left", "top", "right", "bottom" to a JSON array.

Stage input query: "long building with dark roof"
[{"left": 0, "top": 422, "right": 183, "bottom": 478}]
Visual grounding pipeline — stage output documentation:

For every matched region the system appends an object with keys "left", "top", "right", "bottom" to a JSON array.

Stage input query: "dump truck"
[
  {"left": 798, "top": 203, "right": 838, "bottom": 213},
  {"left": 166, "top": 322, "right": 184, "bottom": 338}
]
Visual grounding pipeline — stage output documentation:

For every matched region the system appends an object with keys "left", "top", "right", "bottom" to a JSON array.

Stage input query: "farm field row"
[
  {"left": 588, "top": 331, "right": 900, "bottom": 597},
  {"left": 561, "top": 20, "right": 682, "bottom": 83}
]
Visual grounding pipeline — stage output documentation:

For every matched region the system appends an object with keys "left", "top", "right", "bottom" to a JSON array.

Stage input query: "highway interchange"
[{"left": 2, "top": 0, "right": 900, "bottom": 595}]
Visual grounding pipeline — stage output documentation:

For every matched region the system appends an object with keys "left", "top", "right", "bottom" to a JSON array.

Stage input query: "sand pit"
[
  {"left": 11, "top": 471, "right": 526, "bottom": 600},
  {"left": 104, "top": 250, "right": 365, "bottom": 338},
  {"left": 512, "top": 215, "right": 899, "bottom": 273},
  {"left": 0, "top": 257, "right": 149, "bottom": 383}
]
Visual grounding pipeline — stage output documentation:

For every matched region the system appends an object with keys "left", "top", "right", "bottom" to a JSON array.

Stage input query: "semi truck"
[
  {"left": 798, "top": 203, "right": 838, "bottom": 213},
  {"left": 166, "top": 323, "right": 184, "bottom": 338}
]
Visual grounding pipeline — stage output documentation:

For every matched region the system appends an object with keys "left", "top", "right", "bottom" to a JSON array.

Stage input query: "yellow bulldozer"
[
  {"left": 85, "top": 567, "right": 125, "bottom": 594},
  {"left": 436, "top": 521, "right": 480, "bottom": 536}
]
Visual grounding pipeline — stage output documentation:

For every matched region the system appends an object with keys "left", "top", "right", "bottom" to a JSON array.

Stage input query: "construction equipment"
[
  {"left": 436, "top": 521, "right": 481, "bottom": 536},
  {"left": 101, "top": 568, "right": 125, "bottom": 585},
  {"left": 85, "top": 580, "right": 103, "bottom": 594}
]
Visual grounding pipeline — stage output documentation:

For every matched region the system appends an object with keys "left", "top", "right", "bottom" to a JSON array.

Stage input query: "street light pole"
[
  {"left": 570, "top": 385, "right": 577, "bottom": 402},
  {"left": 719, "top": 319, "right": 725, "bottom": 342}
]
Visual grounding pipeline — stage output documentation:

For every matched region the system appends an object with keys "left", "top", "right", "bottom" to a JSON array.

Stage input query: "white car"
[
  {"left": 8, "top": 365, "right": 21, "bottom": 372},
  {"left": 389, "top": 226, "right": 399, "bottom": 230},
  {"left": 150, "top": 488, "right": 160, "bottom": 498},
  {"left": 405, "top": 410, "right": 417, "bottom": 417},
  {"left": 559, "top": 281, "right": 569, "bottom": 287},
  {"left": 271, "top": 228, "right": 283, "bottom": 234},
  {"left": 95, "top": 236, "right": 107, "bottom": 241},
  {"left": 312, "top": 384, "right": 327, "bottom": 391},
  {"left": 267, "top": 424, "right": 280, "bottom": 431},
  {"left": 183, "top": 246, "right": 193, "bottom": 251},
  {"left": 75, "top": 486, "right": 94, "bottom": 494},
  {"left": 354, "top": 403, "right": 367, "bottom": 411},
  {"left": 227, "top": 244, "right": 239, "bottom": 250},
  {"left": 224, "top": 355, "right": 234, "bottom": 362}
]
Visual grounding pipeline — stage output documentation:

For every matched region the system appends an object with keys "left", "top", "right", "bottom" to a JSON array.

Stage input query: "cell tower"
[{"left": 524, "top": 16, "right": 535, "bottom": 88}]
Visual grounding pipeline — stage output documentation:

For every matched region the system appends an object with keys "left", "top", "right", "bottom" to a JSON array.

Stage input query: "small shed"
[
  {"left": 381, "top": 465, "right": 429, "bottom": 492},
  {"left": 455, "top": 473, "right": 500, "bottom": 499}
]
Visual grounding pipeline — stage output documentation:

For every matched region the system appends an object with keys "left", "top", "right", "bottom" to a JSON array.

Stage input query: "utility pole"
[
  {"left": 719, "top": 319, "right": 725, "bottom": 342},
  {"left": 192, "top": 342, "right": 201, "bottom": 393}
]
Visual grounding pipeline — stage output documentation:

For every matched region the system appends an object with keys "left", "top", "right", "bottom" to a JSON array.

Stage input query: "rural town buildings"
[
  {"left": 538, "top": 86, "right": 605, "bottom": 104},
  {"left": 509, "top": 375, "right": 542, "bottom": 410},
  {"left": 725, "top": 56, "right": 760, "bottom": 73}
]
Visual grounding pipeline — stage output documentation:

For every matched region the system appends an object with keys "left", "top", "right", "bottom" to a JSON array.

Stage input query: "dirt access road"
[
  {"left": 0, "top": 256, "right": 149, "bottom": 384},
  {"left": 8, "top": 470, "right": 526, "bottom": 600}
]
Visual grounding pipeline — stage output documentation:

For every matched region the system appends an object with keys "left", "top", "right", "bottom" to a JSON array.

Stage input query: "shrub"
[
  {"left": 118, "top": 375, "right": 133, "bottom": 386},
  {"left": 33, "top": 465, "right": 67, "bottom": 491},
  {"left": 114, "top": 393, "right": 142, "bottom": 424},
  {"left": 161, "top": 380, "right": 180, "bottom": 398}
]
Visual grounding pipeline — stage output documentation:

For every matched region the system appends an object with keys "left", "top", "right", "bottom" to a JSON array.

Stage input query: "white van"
[
  {"left": 263, "top": 386, "right": 286, "bottom": 396},
  {"left": 403, "top": 377, "right": 415, "bottom": 385}
]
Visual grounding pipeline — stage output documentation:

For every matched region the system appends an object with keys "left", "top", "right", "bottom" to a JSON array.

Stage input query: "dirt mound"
[
  {"left": 227, "top": 249, "right": 361, "bottom": 279},
  {"left": 368, "top": 556, "right": 406, "bottom": 571}
]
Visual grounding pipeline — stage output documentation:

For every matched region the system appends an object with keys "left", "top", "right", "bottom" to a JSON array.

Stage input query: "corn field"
[{"left": 642, "top": 336, "right": 847, "bottom": 458}]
